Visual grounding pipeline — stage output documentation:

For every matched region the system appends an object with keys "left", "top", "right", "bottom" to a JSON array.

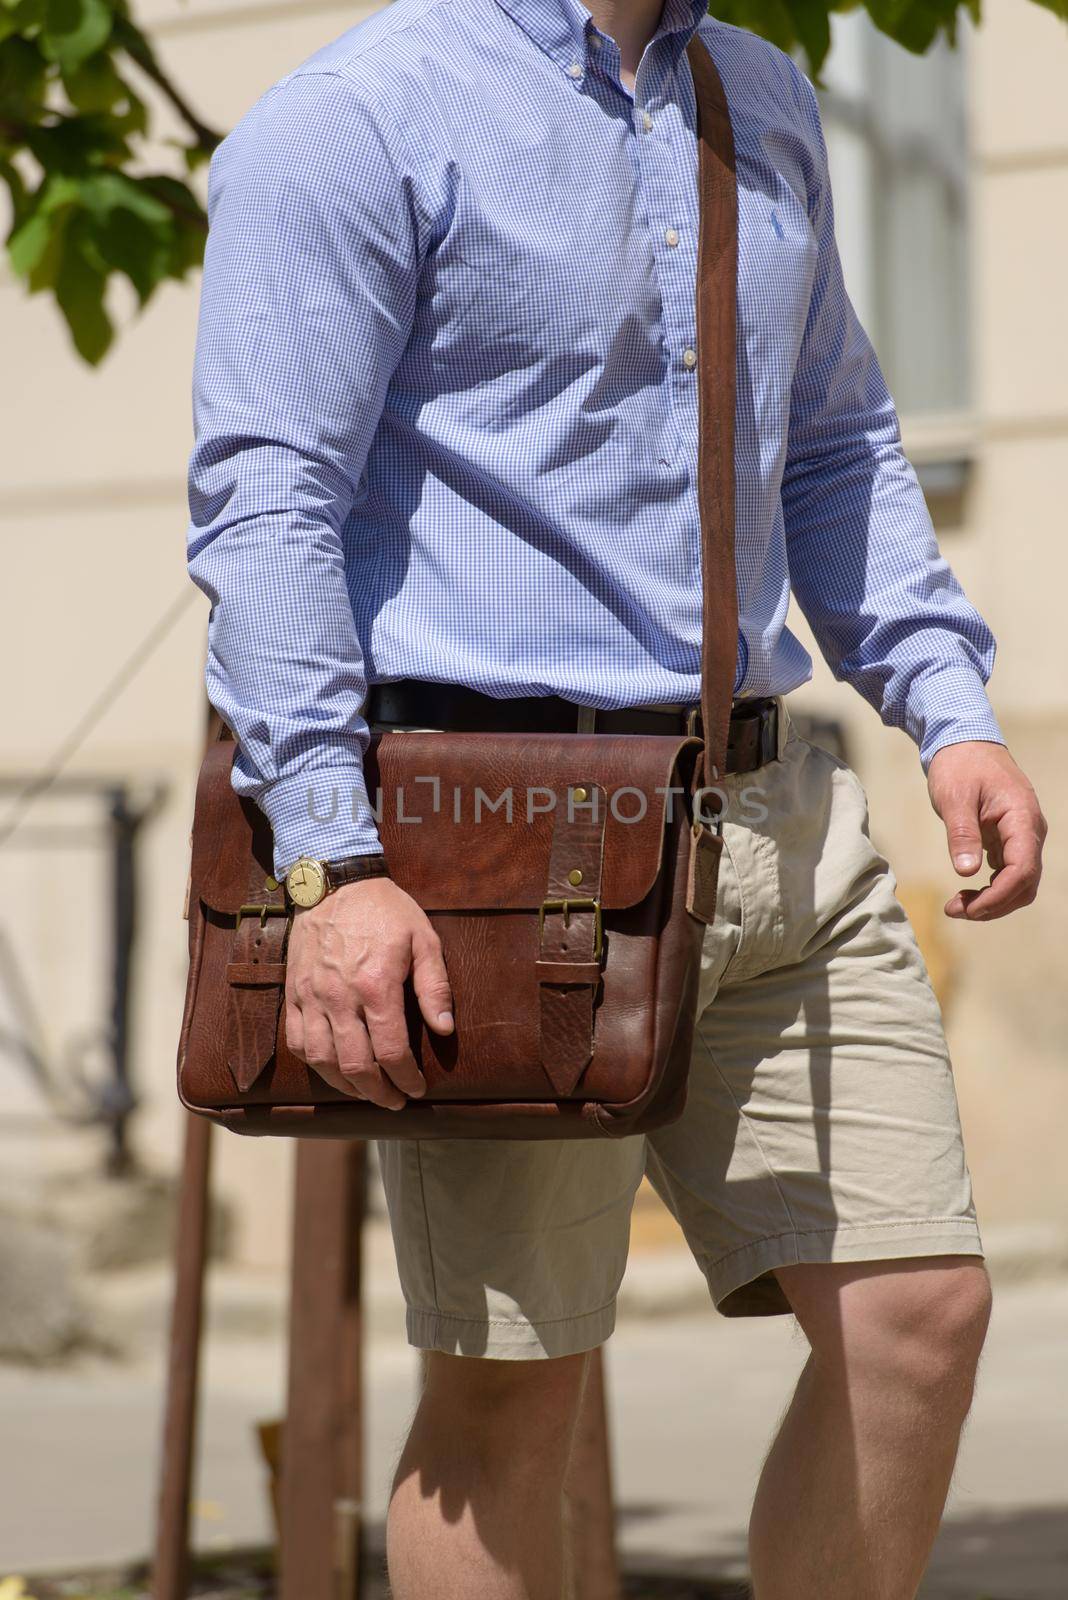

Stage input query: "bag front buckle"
[
  {"left": 235, "top": 903, "right": 291, "bottom": 930},
  {"left": 538, "top": 897, "right": 603, "bottom": 960}
]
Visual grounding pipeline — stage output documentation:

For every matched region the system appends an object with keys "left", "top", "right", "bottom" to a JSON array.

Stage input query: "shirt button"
[
  {"left": 589, "top": 33, "right": 603, "bottom": 48},
  {"left": 641, "top": 110, "right": 653, "bottom": 132},
  {"left": 566, "top": 61, "right": 583, "bottom": 78},
  {"left": 682, "top": 347, "right": 697, "bottom": 369},
  {"left": 664, "top": 227, "right": 680, "bottom": 247}
]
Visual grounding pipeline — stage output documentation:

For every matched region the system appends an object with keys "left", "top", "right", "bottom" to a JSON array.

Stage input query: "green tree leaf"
[
  {"left": 3, "top": 0, "right": 1066, "bottom": 361},
  {"left": 54, "top": 211, "right": 113, "bottom": 359},
  {"left": 0, "top": 35, "right": 48, "bottom": 119},
  {"left": 7, "top": 209, "right": 51, "bottom": 272},
  {"left": 62, "top": 48, "right": 135, "bottom": 113},
  {"left": 783, "top": 0, "right": 833, "bottom": 76},
  {"left": 40, "top": 0, "right": 112, "bottom": 72}
]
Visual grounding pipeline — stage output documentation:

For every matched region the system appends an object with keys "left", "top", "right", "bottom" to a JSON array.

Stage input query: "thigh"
[
  {"left": 646, "top": 729, "right": 982, "bottom": 1318},
  {"left": 378, "top": 1133, "right": 645, "bottom": 1359}
]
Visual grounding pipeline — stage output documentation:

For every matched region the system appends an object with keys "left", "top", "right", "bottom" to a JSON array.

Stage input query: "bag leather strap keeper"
[
  {"left": 536, "top": 783, "right": 608, "bottom": 1095},
  {"left": 227, "top": 855, "right": 289, "bottom": 1093}
]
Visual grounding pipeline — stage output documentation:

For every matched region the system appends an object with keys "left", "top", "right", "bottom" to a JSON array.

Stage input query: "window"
[{"left": 817, "top": 13, "right": 972, "bottom": 425}]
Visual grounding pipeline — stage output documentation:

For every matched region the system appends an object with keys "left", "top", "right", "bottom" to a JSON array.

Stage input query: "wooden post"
[
  {"left": 151, "top": 1112, "right": 214, "bottom": 1600},
  {"left": 278, "top": 1139, "right": 366, "bottom": 1600},
  {"left": 566, "top": 1348, "right": 622, "bottom": 1600}
]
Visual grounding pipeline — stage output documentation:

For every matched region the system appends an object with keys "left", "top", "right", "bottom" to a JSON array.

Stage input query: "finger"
[
  {"left": 309, "top": 1057, "right": 366, "bottom": 1098},
  {"left": 301, "top": 1012, "right": 336, "bottom": 1073},
  {"left": 411, "top": 929, "right": 454, "bottom": 1034},
  {"left": 285, "top": 994, "right": 306, "bottom": 1061},
  {"left": 331, "top": 1012, "right": 408, "bottom": 1110},
  {"left": 945, "top": 818, "right": 1042, "bottom": 920},
  {"left": 982, "top": 819, "right": 1006, "bottom": 874},
  {"left": 946, "top": 881, "right": 1035, "bottom": 922},
  {"left": 940, "top": 796, "right": 984, "bottom": 876},
  {"left": 299, "top": 1011, "right": 366, "bottom": 1097},
  {"left": 363, "top": 984, "right": 428, "bottom": 1099}
]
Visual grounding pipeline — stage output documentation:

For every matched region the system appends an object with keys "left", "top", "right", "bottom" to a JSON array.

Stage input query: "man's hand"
[
  {"left": 285, "top": 878, "right": 454, "bottom": 1108},
  {"left": 927, "top": 741, "right": 1047, "bottom": 921}
]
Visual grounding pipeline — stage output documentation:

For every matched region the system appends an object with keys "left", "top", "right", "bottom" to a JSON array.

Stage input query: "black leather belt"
[{"left": 364, "top": 681, "right": 780, "bottom": 775}]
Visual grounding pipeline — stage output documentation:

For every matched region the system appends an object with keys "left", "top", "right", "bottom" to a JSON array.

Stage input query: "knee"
[
  {"left": 417, "top": 1349, "right": 589, "bottom": 1468},
  {"left": 782, "top": 1258, "right": 992, "bottom": 1405}
]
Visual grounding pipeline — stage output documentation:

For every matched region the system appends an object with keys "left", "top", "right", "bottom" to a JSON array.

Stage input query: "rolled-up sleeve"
[
  {"left": 781, "top": 67, "right": 1005, "bottom": 770},
  {"left": 187, "top": 70, "right": 422, "bottom": 873}
]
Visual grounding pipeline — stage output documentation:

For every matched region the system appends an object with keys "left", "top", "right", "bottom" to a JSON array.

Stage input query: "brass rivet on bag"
[
  {"left": 568, "top": 868, "right": 583, "bottom": 886},
  {"left": 573, "top": 787, "right": 588, "bottom": 803},
  {"left": 265, "top": 875, "right": 279, "bottom": 891}
]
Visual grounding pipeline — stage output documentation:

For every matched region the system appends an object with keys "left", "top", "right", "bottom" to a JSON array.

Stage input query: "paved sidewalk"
[{"left": 1, "top": 1256, "right": 1066, "bottom": 1596}]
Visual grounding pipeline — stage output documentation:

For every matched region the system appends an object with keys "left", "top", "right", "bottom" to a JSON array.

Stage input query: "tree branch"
[
  {"left": 113, "top": 20, "right": 223, "bottom": 154},
  {"left": 142, "top": 176, "right": 209, "bottom": 232}
]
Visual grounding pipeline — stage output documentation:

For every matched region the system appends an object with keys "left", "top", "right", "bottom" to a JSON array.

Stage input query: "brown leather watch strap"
[
  {"left": 536, "top": 784, "right": 608, "bottom": 1097},
  {"left": 324, "top": 855, "right": 392, "bottom": 890}
]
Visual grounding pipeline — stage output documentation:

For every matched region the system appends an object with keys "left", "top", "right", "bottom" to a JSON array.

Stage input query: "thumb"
[
  {"left": 411, "top": 930, "right": 454, "bottom": 1035},
  {"left": 941, "top": 796, "right": 984, "bottom": 876}
]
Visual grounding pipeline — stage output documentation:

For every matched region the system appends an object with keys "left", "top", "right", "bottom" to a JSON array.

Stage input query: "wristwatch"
[{"left": 284, "top": 853, "right": 391, "bottom": 909}]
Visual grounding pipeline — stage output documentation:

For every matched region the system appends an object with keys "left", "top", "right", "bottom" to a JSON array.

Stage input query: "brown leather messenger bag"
[{"left": 176, "top": 37, "right": 738, "bottom": 1142}]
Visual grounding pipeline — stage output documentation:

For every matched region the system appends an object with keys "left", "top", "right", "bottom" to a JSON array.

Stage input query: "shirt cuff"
[
  {"left": 907, "top": 667, "right": 1007, "bottom": 773},
  {"left": 254, "top": 767, "right": 383, "bottom": 878}
]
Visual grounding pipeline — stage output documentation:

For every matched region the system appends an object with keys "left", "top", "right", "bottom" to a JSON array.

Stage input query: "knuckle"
[
  {"left": 370, "top": 1033, "right": 411, "bottom": 1069},
  {"left": 317, "top": 978, "right": 349, "bottom": 1008},
  {"left": 340, "top": 1064, "right": 375, "bottom": 1091},
  {"left": 372, "top": 1032, "right": 408, "bottom": 1058},
  {"left": 375, "top": 1043, "right": 409, "bottom": 1068},
  {"left": 359, "top": 961, "right": 392, "bottom": 993}
]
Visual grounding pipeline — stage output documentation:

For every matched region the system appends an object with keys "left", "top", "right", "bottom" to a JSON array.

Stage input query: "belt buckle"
[{"left": 759, "top": 700, "right": 779, "bottom": 766}]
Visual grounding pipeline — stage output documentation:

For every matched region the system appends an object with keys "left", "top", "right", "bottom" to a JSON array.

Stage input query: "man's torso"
[{"left": 260, "top": 0, "right": 823, "bottom": 707}]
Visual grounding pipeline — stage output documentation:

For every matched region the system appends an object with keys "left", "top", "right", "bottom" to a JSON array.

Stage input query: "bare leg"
[
  {"left": 748, "top": 1257, "right": 992, "bottom": 1600},
  {"left": 387, "top": 1349, "right": 589, "bottom": 1600}
]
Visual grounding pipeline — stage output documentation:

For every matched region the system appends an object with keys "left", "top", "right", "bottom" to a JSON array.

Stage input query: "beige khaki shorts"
[{"left": 378, "top": 700, "right": 983, "bottom": 1359}]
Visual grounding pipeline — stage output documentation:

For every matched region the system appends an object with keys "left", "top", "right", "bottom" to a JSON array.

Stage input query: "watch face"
[{"left": 286, "top": 857, "right": 328, "bottom": 908}]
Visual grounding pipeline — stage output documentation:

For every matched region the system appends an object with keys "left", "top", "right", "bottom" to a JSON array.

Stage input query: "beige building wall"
[
  {"left": 1, "top": 0, "right": 1064, "bottom": 1268},
  {"left": 794, "top": 0, "right": 1068, "bottom": 1233}
]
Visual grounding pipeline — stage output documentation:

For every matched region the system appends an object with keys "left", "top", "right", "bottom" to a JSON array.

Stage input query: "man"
[{"left": 186, "top": 0, "right": 1047, "bottom": 1593}]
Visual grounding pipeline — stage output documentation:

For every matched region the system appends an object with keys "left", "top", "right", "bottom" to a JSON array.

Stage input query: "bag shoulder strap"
[{"left": 686, "top": 34, "right": 738, "bottom": 795}]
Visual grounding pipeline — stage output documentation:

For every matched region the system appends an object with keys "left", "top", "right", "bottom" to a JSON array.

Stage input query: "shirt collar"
[{"left": 490, "top": 0, "right": 709, "bottom": 87}]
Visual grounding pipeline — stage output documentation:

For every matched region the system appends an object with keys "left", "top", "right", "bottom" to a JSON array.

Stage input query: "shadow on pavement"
[
  {"left": 23, "top": 1503, "right": 1068, "bottom": 1598},
  {"left": 617, "top": 1500, "right": 1068, "bottom": 1599}
]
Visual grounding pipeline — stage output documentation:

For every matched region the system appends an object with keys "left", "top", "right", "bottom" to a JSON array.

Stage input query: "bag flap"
[{"left": 191, "top": 731, "right": 701, "bottom": 915}]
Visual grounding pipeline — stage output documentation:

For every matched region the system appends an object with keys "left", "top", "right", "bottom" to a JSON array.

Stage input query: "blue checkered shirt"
[{"left": 187, "top": 0, "right": 1004, "bottom": 874}]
